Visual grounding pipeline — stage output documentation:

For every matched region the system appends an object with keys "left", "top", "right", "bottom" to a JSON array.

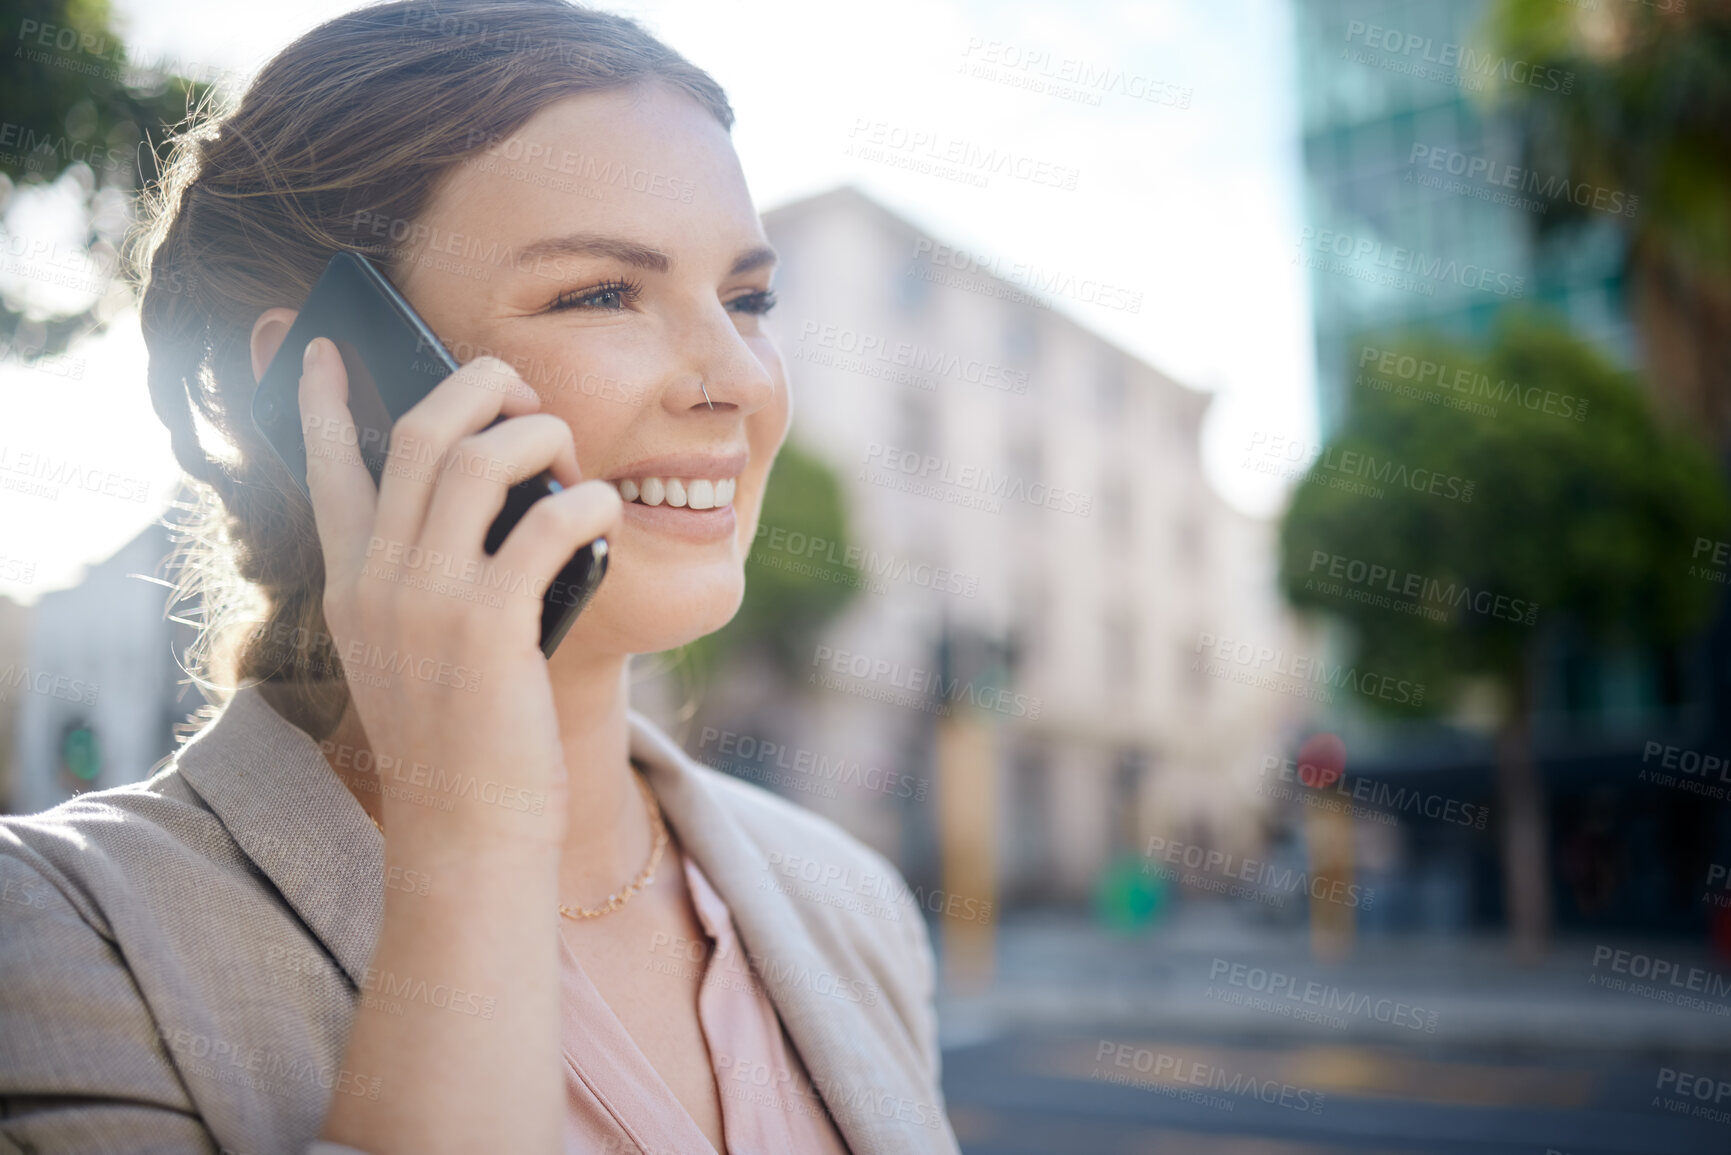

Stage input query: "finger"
[
  {"left": 489, "top": 479, "right": 622, "bottom": 599},
  {"left": 415, "top": 414, "right": 581, "bottom": 556},
  {"left": 373, "top": 356, "right": 542, "bottom": 548},
  {"left": 297, "top": 337, "right": 378, "bottom": 581}
]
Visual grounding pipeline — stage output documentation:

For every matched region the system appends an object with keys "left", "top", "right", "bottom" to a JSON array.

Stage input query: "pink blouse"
[{"left": 558, "top": 852, "right": 854, "bottom": 1155}]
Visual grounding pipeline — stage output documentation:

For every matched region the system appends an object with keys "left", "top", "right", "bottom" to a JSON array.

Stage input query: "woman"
[{"left": 0, "top": 2, "right": 958, "bottom": 1152}]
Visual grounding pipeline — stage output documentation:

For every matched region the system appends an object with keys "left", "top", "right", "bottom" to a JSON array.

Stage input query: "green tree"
[
  {"left": 0, "top": 0, "right": 208, "bottom": 356},
  {"left": 1279, "top": 311, "right": 1730, "bottom": 958},
  {"left": 674, "top": 439, "right": 862, "bottom": 685},
  {"left": 1486, "top": 0, "right": 1731, "bottom": 444}
]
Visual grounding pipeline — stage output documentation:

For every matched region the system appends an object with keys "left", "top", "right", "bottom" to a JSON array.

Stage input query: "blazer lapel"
[
  {"left": 627, "top": 712, "right": 938, "bottom": 1155},
  {"left": 175, "top": 683, "right": 384, "bottom": 988}
]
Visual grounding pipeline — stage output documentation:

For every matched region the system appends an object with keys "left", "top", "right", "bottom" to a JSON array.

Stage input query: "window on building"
[
  {"left": 1104, "top": 605, "right": 1136, "bottom": 694},
  {"left": 1003, "top": 313, "right": 1038, "bottom": 365},
  {"left": 1101, "top": 467, "right": 1131, "bottom": 539},
  {"left": 1095, "top": 358, "right": 1126, "bottom": 422},
  {"left": 1006, "top": 428, "right": 1042, "bottom": 486},
  {"left": 1182, "top": 643, "right": 1208, "bottom": 704},
  {"left": 899, "top": 391, "right": 938, "bottom": 457},
  {"left": 895, "top": 257, "right": 930, "bottom": 314}
]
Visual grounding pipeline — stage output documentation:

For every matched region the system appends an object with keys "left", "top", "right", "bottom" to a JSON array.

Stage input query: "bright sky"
[{"left": 0, "top": 0, "right": 1316, "bottom": 604}]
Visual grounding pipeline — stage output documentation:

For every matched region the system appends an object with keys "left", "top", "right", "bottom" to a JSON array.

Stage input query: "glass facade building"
[{"left": 1294, "top": 0, "right": 1634, "bottom": 435}]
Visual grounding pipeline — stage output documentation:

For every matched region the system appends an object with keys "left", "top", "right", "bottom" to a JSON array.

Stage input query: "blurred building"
[
  {"left": 662, "top": 186, "right": 1299, "bottom": 907},
  {"left": 1291, "top": 0, "right": 1727, "bottom": 934},
  {"left": 2, "top": 520, "right": 197, "bottom": 815}
]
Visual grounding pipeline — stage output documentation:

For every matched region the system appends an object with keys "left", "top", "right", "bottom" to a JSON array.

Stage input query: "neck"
[
  {"left": 547, "top": 649, "right": 650, "bottom": 906},
  {"left": 320, "top": 650, "right": 655, "bottom": 910}
]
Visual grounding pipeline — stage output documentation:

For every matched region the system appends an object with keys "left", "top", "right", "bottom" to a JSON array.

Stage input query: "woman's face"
[{"left": 395, "top": 82, "right": 788, "bottom": 662}]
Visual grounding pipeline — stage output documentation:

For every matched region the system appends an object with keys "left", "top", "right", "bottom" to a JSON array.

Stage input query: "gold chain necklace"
[{"left": 364, "top": 770, "right": 669, "bottom": 921}]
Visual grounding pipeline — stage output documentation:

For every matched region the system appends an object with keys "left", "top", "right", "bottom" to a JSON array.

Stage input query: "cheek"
[{"left": 511, "top": 334, "right": 647, "bottom": 463}]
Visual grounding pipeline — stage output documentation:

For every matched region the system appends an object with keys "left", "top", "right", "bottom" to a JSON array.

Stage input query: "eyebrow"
[{"left": 512, "top": 233, "right": 778, "bottom": 277}]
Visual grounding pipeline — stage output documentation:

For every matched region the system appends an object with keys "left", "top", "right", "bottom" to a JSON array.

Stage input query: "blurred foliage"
[
  {"left": 1485, "top": 0, "right": 1731, "bottom": 441},
  {"left": 0, "top": 0, "right": 210, "bottom": 354},
  {"left": 674, "top": 440, "right": 861, "bottom": 683},
  {"left": 1278, "top": 309, "right": 1731, "bottom": 719},
  {"left": 1486, "top": 0, "right": 1731, "bottom": 267}
]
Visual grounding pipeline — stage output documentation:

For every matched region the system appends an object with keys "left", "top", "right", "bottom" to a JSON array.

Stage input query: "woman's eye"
[
  {"left": 728, "top": 289, "right": 777, "bottom": 316},
  {"left": 551, "top": 280, "right": 639, "bottom": 311}
]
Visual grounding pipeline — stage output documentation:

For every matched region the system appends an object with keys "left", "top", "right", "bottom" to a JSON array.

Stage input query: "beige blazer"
[{"left": 0, "top": 682, "right": 959, "bottom": 1155}]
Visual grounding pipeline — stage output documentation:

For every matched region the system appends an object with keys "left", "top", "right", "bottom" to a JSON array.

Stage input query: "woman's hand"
[
  {"left": 299, "top": 336, "right": 618, "bottom": 1154},
  {"left": 298, "top": 335, "right": 620, "bottom": 851}
]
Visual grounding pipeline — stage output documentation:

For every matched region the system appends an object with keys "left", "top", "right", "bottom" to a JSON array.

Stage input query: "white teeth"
[{"left": 621, "top": 476, "right": 736, "bottom": 508}]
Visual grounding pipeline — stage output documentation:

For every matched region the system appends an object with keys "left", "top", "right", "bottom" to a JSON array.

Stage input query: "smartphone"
[{"left": 250, "top": 251, "right": 608, "bottom": 657}]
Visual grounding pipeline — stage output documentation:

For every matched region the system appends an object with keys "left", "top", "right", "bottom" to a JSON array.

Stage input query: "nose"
[{"left": 661, "top": 299, "right": 776, "bottom": 416}]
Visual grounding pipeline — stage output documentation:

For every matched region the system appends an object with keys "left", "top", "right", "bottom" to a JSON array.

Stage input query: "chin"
[{"left": 557, "top": 562, "right": 745, "bottom": 659}]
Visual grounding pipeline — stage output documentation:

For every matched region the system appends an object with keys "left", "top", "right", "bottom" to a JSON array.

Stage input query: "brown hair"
[{"left": 133, "top": 0, "right": 733, "bottom": 740}]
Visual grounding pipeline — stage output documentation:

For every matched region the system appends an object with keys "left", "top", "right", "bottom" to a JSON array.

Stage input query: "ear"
[{"left": 250, "top": 307, "right": 300, "bottom": 384}]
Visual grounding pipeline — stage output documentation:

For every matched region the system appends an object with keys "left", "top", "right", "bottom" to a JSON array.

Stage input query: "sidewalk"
[{"left": 934, "top": 904, "right": 1731, "bottom": 1053}]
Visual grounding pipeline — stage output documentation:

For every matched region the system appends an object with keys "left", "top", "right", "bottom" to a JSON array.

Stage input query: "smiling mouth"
[{"left": 611, "top": 476, "right": 736, "bottom": 510}]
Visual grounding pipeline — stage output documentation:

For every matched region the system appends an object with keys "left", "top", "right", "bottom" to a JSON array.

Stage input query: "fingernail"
[{"left": 303, "top": 337, "right": 321, "bottom": 373}]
